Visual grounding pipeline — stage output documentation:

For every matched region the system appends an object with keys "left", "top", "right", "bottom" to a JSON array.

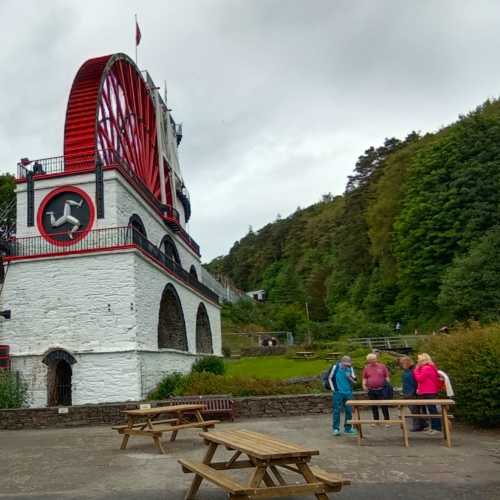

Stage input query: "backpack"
[{"left": 321, "top": 364, "right": 334, "bottom": 391}]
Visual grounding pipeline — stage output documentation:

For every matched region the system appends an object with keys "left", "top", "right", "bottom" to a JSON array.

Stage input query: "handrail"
[
  {"left": 15, "top": 148, "right": 201, "bottom": 256},
  {"left": 7, "top": 226, "right": 218, "bottom": 304}
]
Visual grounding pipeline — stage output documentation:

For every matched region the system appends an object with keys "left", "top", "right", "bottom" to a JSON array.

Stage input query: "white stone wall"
[
  {"left": 133, "top": 254, "right": 222, "bottom": 356},
  {"left": 138, "top": 350, "right": 197, "bottom": 399},
  {"left": 11, "top": 352, "right": 141, "bottom": 406},
  {"left": 1, "top": 252, "right": 137, "bottom": 356}
]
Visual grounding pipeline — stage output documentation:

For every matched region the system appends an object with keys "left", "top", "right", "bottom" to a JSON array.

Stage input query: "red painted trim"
[
  {"left": 36, "top": 185, "right": 96, "bottom": 247},
  {"left": 15, "top": 167, "right": 96, "bottom": 184}
]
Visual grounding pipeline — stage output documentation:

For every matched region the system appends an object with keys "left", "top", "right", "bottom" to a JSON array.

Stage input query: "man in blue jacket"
[{"left": 329, "top": 355, "right": 357, "bottom": 436}]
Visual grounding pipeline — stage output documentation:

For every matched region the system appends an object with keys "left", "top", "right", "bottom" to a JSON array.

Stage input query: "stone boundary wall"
[{"left": 0, "top": 393, "right": 348, "bottom": 430}]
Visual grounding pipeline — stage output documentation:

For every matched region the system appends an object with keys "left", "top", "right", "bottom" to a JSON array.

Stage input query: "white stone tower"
[{"left": 0, "top": 53, "right": 221, "bottom": 407}]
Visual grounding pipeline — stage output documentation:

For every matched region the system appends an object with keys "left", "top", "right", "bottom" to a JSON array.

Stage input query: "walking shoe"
[
  {"left": 333, "top": 429, "right": 341, "bottom": 436},
  {"left": 344, "top": 429, "right": 358, "bottom": 436},
  {"left": 426, "top": 429, "right": 439, "bottom": 435}
]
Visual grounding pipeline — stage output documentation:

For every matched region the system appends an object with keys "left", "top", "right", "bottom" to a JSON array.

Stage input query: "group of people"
[{"left": 328, "top": 351, "right": 452, "bottom": 436}]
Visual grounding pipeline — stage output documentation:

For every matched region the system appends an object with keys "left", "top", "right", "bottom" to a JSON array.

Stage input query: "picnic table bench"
[
  {"left": 168, "top": 396, "right": 235, "bottom": 421},
  {"left": 347, "top": 399, "right": 455, "bottom": 448},
  {"left": 113, "top": 404, "right": 219, "bottom": 454},
  {"left": 179, "top": 429, "right": 350, "bottom": 499},
  {"left": 323, "top": 352, "right": 341, "bottom": 361},
  {"left": 294, "top": 351, "right": 317, "bottom": 359}
]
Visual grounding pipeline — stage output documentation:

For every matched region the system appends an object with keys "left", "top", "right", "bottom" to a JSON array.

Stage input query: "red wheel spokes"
[{"left": 64, "top": 53, "right": 165, "bottom": 203}]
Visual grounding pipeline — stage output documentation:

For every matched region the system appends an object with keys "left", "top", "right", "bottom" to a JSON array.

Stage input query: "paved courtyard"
[{"left": 0, "top": 414, "right": 499, "bottom": 499}]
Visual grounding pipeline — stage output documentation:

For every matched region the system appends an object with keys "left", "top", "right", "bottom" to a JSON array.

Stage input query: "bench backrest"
[{"left": 169, "top": 396, "right": 234, "bottom": 412}]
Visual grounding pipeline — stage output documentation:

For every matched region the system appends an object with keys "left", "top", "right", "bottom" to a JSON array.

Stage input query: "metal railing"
[
  {"left": 15, "top": 149, "right": 201, "bottom": 256},
  {"left": 8, "top": 226, "right": 218, "bottom": 303},
  {"left": 348, "top": 335, "right": 426, "bottom": 349},
  {"left": 17, "top": 151, "right": 98, "bottom": 179}
]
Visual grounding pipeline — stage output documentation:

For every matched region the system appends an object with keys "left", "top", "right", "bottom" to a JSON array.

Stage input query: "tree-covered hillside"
[{"left": 207, "top": 99, "right": 500, "bottom": 335}]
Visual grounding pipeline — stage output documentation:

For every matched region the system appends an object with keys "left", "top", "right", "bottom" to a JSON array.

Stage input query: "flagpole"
[{"left": 135, "top": 14, "right": 138, "bottom": 66}]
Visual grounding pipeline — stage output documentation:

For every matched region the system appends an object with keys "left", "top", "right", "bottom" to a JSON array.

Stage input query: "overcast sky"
[{"left": 1, "top": 0, "right": 500, "bottom": 261}]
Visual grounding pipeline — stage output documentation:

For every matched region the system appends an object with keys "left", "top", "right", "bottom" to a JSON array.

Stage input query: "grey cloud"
[{"left": 1, "top": 0, "right": 500, "bottom": 261}]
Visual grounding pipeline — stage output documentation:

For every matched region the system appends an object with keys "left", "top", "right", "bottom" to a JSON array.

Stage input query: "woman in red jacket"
[{"left": 413, "top": 353, "right": 442, "bottom": 434}]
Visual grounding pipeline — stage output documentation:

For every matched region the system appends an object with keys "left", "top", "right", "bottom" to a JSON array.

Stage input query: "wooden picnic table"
[
  {"left": 323, "top": 352, "right": 341, "bottom": 361},
  {"left": 113, "top": 404, "right": 219, "bottom": 454},
  {"left": 346, "top": 399, "right": 455, "bottom": 448},
  {"left": 294, "top": 351, "right": 316, "bottom": 359},
  {"left": 179, "top": 429, "right": 350, "bottom": 499}
]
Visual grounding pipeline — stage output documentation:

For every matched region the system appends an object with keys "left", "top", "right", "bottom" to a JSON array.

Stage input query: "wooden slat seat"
[
  {"left": 112, "top": 418, "right": 177, "bottom": 430},
  {"left": 348, "top": 419, "right": 403, "bottom": 425},
  {"left": 179, "top": 459, "right": 247, "bottom": 494},
  {"left": 179, "top": 460, "right": 332, "bottom": 498},
  {"left": 309, "top": 466, "right": 351, "bottom": 491},
  {"left": 405, "top": 414, "right": 454, "bottom": 419},
  {"left": 142, "top": 420, "right": 219, "bottom": 433}
]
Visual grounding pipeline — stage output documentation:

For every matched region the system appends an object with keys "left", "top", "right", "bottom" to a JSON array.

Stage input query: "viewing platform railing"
[
  {"left": 15, "top": 149, "right": 200, "bottom": 256},
  {"left": 6, "top": 226, "right": 218, "bottom": 304}
]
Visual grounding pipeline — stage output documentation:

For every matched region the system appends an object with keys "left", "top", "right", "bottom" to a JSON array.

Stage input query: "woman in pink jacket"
[{"left": 413, "top": 353, "right": 442, "bottom": 433}]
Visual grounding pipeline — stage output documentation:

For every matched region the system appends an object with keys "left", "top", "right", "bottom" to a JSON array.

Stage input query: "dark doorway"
[
  {"left": 43, "top": 349, "right": 76, "bottom": 407},
  {"left": 49, "top": 360, "right": 72, "bottom": 406}
]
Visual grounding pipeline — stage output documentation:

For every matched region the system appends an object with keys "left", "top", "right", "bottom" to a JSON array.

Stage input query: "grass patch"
[
  {"left": 226, "top": 353, "right": 402, "bottom": 388},
  {"left": 226, "top": 356, "right": 331, "bottom": 380}
]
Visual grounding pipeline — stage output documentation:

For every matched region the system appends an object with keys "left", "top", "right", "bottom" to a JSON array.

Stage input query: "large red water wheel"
[{"left": 64, "top": 53, "right": 170, "bottom": 203}]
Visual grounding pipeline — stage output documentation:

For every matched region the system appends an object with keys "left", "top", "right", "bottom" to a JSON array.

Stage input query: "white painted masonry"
[{"left": 3, "top": 167, "right": 221, "bottom": 406}]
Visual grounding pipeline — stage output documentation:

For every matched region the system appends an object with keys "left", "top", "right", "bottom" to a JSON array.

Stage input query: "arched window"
[
  {"left": 189, "top": 265, "right": 198, "bottom": 281},
  {"left": 196, "top": 303, "right": 213, "bottom": 354},
  {"left": 160, "top": 234, "right": 181, "bottom": 265},
  {"left": 158, "top": 283, "right": 188, "bottom": 350},
  {"left": 129, "top": 214, "right": 147, "bottom": 244}
]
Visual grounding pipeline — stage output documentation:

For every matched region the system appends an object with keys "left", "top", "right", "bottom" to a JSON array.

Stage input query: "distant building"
[{"left": 246, "top": 289, "right": 266, "bottom": 302}]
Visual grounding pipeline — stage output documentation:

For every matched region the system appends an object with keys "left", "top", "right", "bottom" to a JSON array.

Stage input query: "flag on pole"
[{"left": 135, "top": 18, "right": 142, "bottom": 46}]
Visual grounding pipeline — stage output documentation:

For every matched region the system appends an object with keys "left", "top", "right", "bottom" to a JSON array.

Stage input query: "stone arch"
[
  {"left": 196, "top": 303, "right": 213, "bottom": 354},
  {"left": 42, "top": 349, "right": 75, "bottom": 406},
  {"left": 189, "top": 265, "right": 198, "bottom": 281},
  {"left": 158, "top": 283, "right": 188, "bottom": 350},
  {"left": 160, "top": 234, "right": 181, "bottom": 265},
  {"left": 128, "top": 213, "right": 147, "bottom": 240}
]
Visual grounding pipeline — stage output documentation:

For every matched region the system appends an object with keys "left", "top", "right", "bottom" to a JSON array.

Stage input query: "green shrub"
[
  {"left": 0, "top": 371, "right": 28, "bottom": 408},
  {"left": 148, "top": 372, "right": 184, "bottom": 400},
  {"left": 191, "top": 356, "right": 226, "bottom": 375},
  {"left": 421, "top": 323, "right": 500, "bottom": 427}
]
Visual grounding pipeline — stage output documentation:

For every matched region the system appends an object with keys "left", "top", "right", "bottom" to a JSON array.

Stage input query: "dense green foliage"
[
  {"left": 207, "top": 100, "right": 500, "bottom": 333},
  {"left": 191, "top": 356, "right": 226, "bottom": 376},
  {"left": 423, "top": 324, "right": 500, "bottom": 427},
  {"left": 148, "top": 368, "right": 321, "bottom": 399},
  {"left": 0, "top": 371, "right": 27, "bottom": 409}
]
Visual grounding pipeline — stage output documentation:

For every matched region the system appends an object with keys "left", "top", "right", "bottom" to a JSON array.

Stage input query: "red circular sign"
[{"left": 37, "top": 186, "right": 95, "bottom": 247}]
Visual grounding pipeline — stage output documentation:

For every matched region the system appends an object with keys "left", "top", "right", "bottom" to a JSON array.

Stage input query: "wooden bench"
[
  {"left": 180, "top": 459, "right": 248, "bottom": 496},
  {"left": 112, "top": 418, "right": 177, "bottom": 430},
  {"left": 293, "top": 351, "right": 316, "bottom": 360},
  {"left": 115, "top": 404, "right": 220, "bottom": 454},
  {"left": 180, "top": 429, "right": 350, "bottom": 499},
  {"left": 169, "top": 396, "right": 235, "bottom": 421},
  {"left": 347, "top": 399, "right": 455, "bottom": 447}
]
